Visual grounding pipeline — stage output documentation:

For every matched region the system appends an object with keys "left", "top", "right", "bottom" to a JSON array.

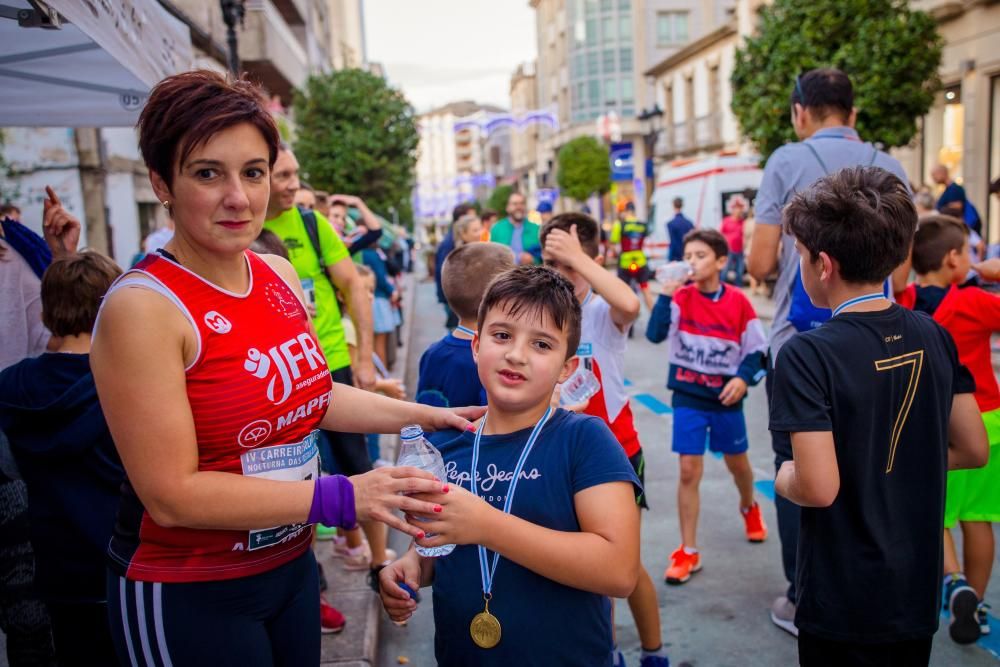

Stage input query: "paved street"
[{"left": 377, "top": 273, "right": 1000, "bottom": 667}]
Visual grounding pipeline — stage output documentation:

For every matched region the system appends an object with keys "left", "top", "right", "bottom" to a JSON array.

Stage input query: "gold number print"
[{"left": 874, "top": 350, "right": 924, "bottom": 473}]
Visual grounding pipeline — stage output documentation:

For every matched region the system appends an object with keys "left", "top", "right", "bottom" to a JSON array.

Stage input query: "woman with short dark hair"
[{"left": 91, "top": 70, "right": 480, "bottom": 665}]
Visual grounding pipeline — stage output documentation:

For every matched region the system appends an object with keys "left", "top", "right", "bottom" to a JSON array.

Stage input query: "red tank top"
[{"left": 106, "top": 251, "right": 333, "bottom": 582}]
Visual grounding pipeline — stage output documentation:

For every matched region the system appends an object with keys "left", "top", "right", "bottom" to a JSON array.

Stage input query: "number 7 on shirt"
[{"left": 874, "top": 350, "right": 924, "bottom": 473}]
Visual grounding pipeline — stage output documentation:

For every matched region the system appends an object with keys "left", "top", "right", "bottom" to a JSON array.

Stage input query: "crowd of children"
[{"left": 372, "top": 158, "right": 997, "bottom": 667}]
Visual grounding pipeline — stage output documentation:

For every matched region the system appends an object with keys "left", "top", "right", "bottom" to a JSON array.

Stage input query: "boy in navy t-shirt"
[
  {"left": 770, "top": 167, "right": 987, "bottom": 665},
  {"left": 379, "top": 266, "right": 642, "bottom": 666},
  {"left": 415, "top": 242, "right": 514, "bottom": 408}
]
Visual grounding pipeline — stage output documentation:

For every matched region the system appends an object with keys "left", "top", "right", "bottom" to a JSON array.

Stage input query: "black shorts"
[
  {"left": 108, "top": 550, "right": 320, "bottom": 667},
  {"left": 628, "top": 449, "right": 649, "bottom": 510},
  {"left": 618, "top": 265, "right": 651, "bottom": 289},
  {"left": 321, "top": 366, "right": 373, "bottom": 476},
  {"left": 797, "top": 630, "right": 932, "bottom": 667}
]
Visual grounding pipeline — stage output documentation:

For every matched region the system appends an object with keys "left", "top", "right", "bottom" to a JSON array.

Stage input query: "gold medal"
[{"left": 470, "top": 597, "right": 501, "bottom": 649}]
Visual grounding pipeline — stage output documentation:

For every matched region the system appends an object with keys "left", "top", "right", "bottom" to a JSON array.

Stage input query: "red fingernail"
[
  {"left": 434, "top": 505, "right": 443, "bottom": 513},
  {"left": 466, "top": 424, "right": 476, "bottom": 432},
  {"left": 442, "top": 484, "right": 450, "bottom": 493},
  {"left": 417, "top": 531, "right": 425, "bottom": 539}
]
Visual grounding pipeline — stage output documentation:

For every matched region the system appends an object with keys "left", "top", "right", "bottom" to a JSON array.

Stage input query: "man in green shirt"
[{"left": 489, "top": 191, "right": 541, "bottom": 265}]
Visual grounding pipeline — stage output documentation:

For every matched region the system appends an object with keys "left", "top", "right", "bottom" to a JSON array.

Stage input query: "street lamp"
[
  {"left": 637, "top": 104, "right": 664, "bottom": 160},
  {"left": 220, "top": 0, "right": 246, "bottom": 75}
]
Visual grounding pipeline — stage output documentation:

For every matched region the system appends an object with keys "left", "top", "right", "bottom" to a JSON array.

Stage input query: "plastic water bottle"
[
  {"left": 559, "top": 366, "right": 601, "bottom": 406},
  {"left": 656, "top": 261, "right": 692, "bottom": 283},
  {"left": 396, "top": 425, "right": 455, "bottom": 557}
]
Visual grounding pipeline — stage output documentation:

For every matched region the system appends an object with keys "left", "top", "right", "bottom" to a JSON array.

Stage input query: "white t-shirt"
[{"left": 579, "top": 293, "right": 628, "bottom": 423}]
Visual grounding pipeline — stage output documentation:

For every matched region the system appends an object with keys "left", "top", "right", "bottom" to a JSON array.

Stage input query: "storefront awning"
[{"left": 0, "top": 0, "right": 193, "bottom": 127}]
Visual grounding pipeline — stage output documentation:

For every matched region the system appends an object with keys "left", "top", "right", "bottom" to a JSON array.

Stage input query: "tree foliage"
[
  {"left": 292, "top": 69, "right": 419, "bottom": 222},
  {"left": 731, "top": 0, "right": 942, "bottom": 162},
  {"left": 557, "top": 136, "right": 611, "bottom": 201},
  {"left": 486, "top": 184, "right": 514, "bottom": 214}
]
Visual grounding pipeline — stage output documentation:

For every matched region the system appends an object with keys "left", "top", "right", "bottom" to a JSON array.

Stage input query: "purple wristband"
[{"left": 307, "top": 475, "right": 357, "bottom": 528}]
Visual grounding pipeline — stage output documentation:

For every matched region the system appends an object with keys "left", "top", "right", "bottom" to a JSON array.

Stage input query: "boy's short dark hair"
[
  {"left": 911, "top": 214, "right": 969, "bottom": 275},
  {"left": 683, "top": 228, "right": 729, "bottom": 259},
  {"left": 540, "top": 213, "right": 600, "bottom": 258},
  {"left": 673, "top": 197, "right": 683, "bottom": 209},
  {"left": 477, "top": 265, "right": 581, "bottom": 360},
  {"left": 481, "top": 208, "right": 499, "bottom": 222},
  {"left": 792, "top": 68, "right": 854, "bottom": 123},
  {"left": 783, "top": 166, "right": 916, "bottom": 284},
  {"left": 452, "top": 202, "right": 476, "bottom": 223},
  {"left": 42, "top": 251, "right": 122, "bottom": 337},
  {"left": 251, "top": 228, "right": 289, "bottom": 259},
  {"left": 443, "top": 242, "right": 515, "bottom": 321}
]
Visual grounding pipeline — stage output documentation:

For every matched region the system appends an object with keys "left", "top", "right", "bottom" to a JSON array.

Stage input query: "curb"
[{"left": 319, "top": 271, "right": 419, "bottom": 666}]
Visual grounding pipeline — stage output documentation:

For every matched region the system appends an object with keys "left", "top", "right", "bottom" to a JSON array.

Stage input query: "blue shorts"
[{"left": 672, "top": 406, "right": 748, "bottom": 456}]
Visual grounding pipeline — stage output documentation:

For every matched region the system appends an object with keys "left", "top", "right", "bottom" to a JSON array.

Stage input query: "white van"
[{"left": 646, "top": 154, "right": 763, "bottom": 263}]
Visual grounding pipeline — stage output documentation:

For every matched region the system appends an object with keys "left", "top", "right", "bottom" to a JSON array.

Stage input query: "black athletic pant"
[
  {"left": 49, "top": 601, "right": 115, "bottom": 666},
  {"left": 798, "top": 630, "right": 932, "bottom": 667},
  {"left": 766, "top": 357, "right": 799, "bottom": 603},
  {"left": 108, "top": 550, "right": 319, "bottom": 667}
]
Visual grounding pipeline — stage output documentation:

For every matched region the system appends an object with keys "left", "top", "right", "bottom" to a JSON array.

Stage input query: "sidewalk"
[{"left": 319, "top": 271, "right": 420, "bottom": 666}]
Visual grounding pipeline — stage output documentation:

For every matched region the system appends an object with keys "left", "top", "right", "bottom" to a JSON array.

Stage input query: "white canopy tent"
[{"left": 0, "top": 0, "right": 194, "bottom": 127}]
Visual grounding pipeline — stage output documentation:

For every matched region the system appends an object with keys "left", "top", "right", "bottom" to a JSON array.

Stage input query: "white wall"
[{"left": 3, "top": 128, "right": 87, "bottom": 246}]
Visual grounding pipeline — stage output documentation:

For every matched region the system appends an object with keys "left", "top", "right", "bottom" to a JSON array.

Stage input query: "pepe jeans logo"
[
  {"left": 444, "top": 460, "right": 542, "bottom": 493},
  {"left": 244, "top": 333, "right": 326, "bottom": 404}
]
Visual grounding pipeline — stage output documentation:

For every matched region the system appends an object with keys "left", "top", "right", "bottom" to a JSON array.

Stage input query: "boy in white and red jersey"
[
  {"left": 541, "top": 213, "right": 669, "bottom": 667},
  {"left": 646, "top": 228, "right": 768, "bottom": 586}
]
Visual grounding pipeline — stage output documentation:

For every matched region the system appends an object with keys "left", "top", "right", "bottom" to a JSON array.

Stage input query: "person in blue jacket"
[{"left": 0, "top": 251, "right": 125, "bottom": 666}]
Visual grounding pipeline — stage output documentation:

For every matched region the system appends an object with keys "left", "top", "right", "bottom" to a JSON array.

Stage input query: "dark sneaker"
[
  {"left": 948, "top": 581, "right": 981, "bottom": 644},
  {"left": 639, "top": 655, "right": 670, "bottom": 667}
]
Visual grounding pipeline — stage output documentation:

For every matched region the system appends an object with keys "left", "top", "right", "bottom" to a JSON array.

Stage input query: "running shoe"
[
  {"left": 770, "top": 595, "right": 798, "bottom": 637},
  {"left": 320, "top": 598, "right": 346, "bottom": 634},
  {"left": 639, "top": 655, "right": 670, "bottom": 667},
  {"left": 332, "top": 534, "right": 353, "bottom": 556},
  {"left": 740, "top": 502, "right": 768, "bottom": 542},
  {"left": 315, "top": 524, "right": 337, "bottom": 541},
  {"left": 978, "top": 602, "right": 992, "bottom": 636},
  {"left": 664, "top": 546, "right": 701, "bottom": 584},
  {"left": 947, "top": 578, "right": 981, "bottom": 644}
]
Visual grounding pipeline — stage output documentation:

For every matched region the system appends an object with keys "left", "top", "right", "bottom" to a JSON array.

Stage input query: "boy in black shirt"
[{"left": 769, "top": 166, "right": 988, "bottom": 665}]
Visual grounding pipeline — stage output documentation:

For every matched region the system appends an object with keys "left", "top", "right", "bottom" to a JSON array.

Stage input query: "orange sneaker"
[
  {"left": 741, "top": 502, "right": 768, "bottom": 543},
  {"left": 664, "top": 546, "right": 702, "bottom": 584}
]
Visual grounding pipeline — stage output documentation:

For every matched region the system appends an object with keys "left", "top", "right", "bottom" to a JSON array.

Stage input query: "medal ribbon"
[
  {"left": 454, "top": 325, "right": 477, "bottom": 337},
  {"left": 832, "top": 291, "right": 885, "bottom": 317},
  {"left": 470, "top": 406, "right": 552, "bottom": 598}
]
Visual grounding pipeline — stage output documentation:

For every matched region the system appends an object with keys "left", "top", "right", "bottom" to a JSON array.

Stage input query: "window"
[
  {"left": 619, "top": 15, "right": 631, "bottom": 40},
  {"left": 602, "top": 16, "right": 614, "bottom": 42},
  {"left": 587, "top": 50, "right": 600, "bottom": 76},
  {"left": 573, "top": 53, "right": 585, "bottom": 77},
  {"left": 586, "top": 17, "right": 598, "bottom": 42},
  {"left": 656, "top": 11, "right": 689, "bottom": 45},
  {"left": 600, "top": 0, "right": 612, "bottom": 9},
  {"left": 619, "top": 47, "right": 632, "bottom": 72},
  {"left": 605, "top": 78, "right": 618, "bottom": 106},
  {"left": 622, "top": 78, "right": 634, "bottom": 104},
  {"left": 588, "top": 79, "right": 601, "bottom": 107},
  {"left": 619, "top": 0, "right": 630, "bottom": 7},
  {"left": 603, "top": 48, "right": 616, "bottom": 72}
]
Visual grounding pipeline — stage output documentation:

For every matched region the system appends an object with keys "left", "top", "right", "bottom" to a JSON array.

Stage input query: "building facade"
[
  {"left": 527, "top": 0, "right": 735, "bottom": 218},
  {"left": 510, "top": 62, "right": 541, "bottom": 200},
  {"left": 413, "top": 101, "right": 511, "bottom": 224},
  {"left": 3, "top": 0, "right": 365, "bottom": 265},
  {"left": 893, "top": 0, "right": 1000, "bottom": 244}
]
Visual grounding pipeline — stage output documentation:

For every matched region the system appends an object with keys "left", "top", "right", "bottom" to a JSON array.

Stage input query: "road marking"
[{"left": 633, "top": 393, "right": 672, "bottom": 415}]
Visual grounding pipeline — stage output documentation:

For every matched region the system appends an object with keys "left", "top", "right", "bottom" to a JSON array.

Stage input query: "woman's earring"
[{"left": 162, "top": 200, "right": 171, "bottom": 212}]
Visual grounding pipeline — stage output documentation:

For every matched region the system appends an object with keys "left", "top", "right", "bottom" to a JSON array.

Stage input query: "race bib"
[{"left": 240, "top": 431, "right": 320, "bottom": 551}]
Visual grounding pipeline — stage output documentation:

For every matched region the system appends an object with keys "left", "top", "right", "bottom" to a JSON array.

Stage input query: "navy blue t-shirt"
[
  {"left": 428, "top": 409, "right": 640, "bottom": 667},
  {"left": 416, "top": 333, "right": 486, "bottom": 408}
]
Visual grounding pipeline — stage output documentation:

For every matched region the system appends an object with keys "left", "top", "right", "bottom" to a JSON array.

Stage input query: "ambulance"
[{"left": 646, "top": 153, "right": 763, "bottom": 263}]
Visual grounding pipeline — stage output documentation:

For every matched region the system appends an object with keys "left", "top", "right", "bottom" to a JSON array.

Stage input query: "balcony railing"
[{"left": 694, "top": 112, "right": 722, "bottom": 150}]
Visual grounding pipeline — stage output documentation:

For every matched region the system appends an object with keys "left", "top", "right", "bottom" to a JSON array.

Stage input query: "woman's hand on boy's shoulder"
[
  {"left": 415, "top": 404, "right": 486, "bottom": 433},
  {"left": 973, "top": 258, "right": 1000, "bottom": 282},
  {"left": 408, "top": 484, "right": 496, "bottom": 548}
]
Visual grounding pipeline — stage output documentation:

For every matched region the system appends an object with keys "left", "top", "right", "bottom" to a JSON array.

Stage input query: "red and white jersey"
[
  {"left": 580, "top": 293, "right": 641, "bottom": 457},
  {"left": 102, "top": 251, "right": 333, "bottom": 583}
]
